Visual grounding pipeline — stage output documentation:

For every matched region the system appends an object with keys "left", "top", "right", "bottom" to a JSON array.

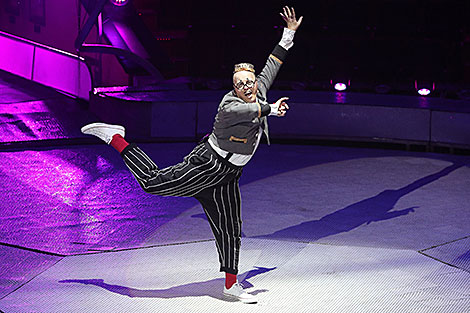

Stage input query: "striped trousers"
[{"left": 121, "top": 141, "right": 243, "bottom": 274}]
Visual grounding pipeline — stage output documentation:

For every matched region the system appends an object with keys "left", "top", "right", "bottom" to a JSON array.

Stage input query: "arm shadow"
[{"left": 258, "top": 162, "right": 464, "bottom": 242}]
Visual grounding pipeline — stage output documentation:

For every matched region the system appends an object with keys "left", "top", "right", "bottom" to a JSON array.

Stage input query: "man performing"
[{"left": 81, "top": 6, "right": 302, "bottom": 304}]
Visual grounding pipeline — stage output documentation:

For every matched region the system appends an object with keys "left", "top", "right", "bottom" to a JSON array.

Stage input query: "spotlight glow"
[
  {"left": 334, "top": 83, "right": 347, "bottom": 91},
  {"left": 415, "top": 81, "right": 434, "bottom": 96},
  {"left": 110, "top": 0, "right": 128, "bottom": 6},
  {"left": 418, "top": 88, "right": 431, "bottom": 96}
]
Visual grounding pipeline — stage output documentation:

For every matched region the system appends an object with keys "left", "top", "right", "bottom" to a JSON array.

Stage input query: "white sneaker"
[
  {"left": 223, "top": 282, "right": 258, "bottom": 304},
  {"left": 81, "top": 123, "right": 125, "bottom": 144}
]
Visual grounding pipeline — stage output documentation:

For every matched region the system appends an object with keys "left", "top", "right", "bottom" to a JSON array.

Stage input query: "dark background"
[
  {"left": 135, "top": 0, "right": 470, "bottom": 96},
  {"left": 1, "top": 0, "right": 469, "bottom": 96}
]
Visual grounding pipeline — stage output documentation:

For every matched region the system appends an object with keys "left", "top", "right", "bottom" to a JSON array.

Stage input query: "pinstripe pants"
[{"left": 121, "top": 142, "right": 243, "bottom": 274}]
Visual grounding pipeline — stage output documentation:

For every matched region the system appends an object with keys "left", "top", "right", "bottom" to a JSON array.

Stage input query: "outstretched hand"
[
  {"left": 280, "top": 6, "right": 303, "bottom": 31},
  {"left": 274, "top": 97, "right": 290, "bottom": 117}
]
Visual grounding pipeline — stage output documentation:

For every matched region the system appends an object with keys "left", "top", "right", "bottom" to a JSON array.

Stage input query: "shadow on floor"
[
  {"left": 59, "top": 266, "right": 275, "bottom": 301},
  {"left": 258, "top": 162, "right": 464, "bottom": 242}
]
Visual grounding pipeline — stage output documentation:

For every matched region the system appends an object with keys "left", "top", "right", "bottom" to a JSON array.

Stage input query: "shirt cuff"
[
  {"left": 279, "top": 27, "right": 295, "bottom": 50},
  {"left": 260, "top": 103, "right": 271, "bottom": 117},
  {"left": 268, "top": 102, "right": 279, "bottom": 116}
]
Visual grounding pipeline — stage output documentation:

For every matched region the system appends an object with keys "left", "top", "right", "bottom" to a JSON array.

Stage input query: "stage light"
[
  {"left": 110, "top": 0, "right": 128, "bottom": 6},
  {"left": 415, "top": 80, "right": 435, "bottom": 96},
  {"left": 417, "top": 88, "right": 431, "bottom": 96},
  {"left": 334, "top": 83, "right": 347, "bottom": 91},
  {"left": 331, "top": 79, "right": 350, "bottom": 92}
]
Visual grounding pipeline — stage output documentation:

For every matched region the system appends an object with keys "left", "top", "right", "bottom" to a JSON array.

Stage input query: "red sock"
[
  {"left": 110, "top": 134, "right": 129, "bottom": 153},
  {"left": 225, "top": 273, "right": 237, "bottom": 289}
]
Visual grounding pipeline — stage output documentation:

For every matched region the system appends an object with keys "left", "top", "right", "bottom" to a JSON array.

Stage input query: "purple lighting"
[{"left": 110, "top": 0, "right": 128, "bottom": 6}]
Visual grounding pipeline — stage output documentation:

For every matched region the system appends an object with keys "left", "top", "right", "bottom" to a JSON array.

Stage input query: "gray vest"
[{"left": 209, "top": 54, "right": 282, "bottom": 155}]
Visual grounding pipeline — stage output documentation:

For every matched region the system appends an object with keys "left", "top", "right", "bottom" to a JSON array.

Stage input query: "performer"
[{"left": 81, "top": 6, "right": 302, "bottom": 304}]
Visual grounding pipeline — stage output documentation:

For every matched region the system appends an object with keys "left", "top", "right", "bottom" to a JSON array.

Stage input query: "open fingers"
[
  {"left": 283, "top": 6, "right": 289, "bottom": 18},
  {"left": 285, "top": 6, "right": 292, "bottom": 18},
  {"left": 291, "top": 7, "right": 296, "bottom": 20}
]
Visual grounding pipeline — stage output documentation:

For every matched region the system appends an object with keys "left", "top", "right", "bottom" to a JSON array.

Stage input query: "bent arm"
[{"left": 217, "top": 96, "right": 271, "bottom": 126}]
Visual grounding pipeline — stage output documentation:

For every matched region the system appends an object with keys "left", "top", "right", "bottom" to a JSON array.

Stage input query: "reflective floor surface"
[
  {"left": 1, "top": 69, "right": 469, "bottom": 312},
  {"left": 1, "top": 142, "right": 469, "bottom": 312}
]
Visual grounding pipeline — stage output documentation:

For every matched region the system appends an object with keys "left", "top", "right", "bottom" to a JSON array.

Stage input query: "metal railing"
[{"left": 0, "top": 30, "right": 93, "bottom": 100}]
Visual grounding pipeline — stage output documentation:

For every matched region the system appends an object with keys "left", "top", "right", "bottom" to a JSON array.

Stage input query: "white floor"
[
  {"left": 1, "top": 238, "right": 469, "bottom": 313},
  {"left": 1, "top": 144, "right": 470, "bottom": 312}
]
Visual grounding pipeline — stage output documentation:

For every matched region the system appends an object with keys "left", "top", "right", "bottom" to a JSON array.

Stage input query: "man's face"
[{"left": 233, "top": 71, "right": 258, "bottom": 103}]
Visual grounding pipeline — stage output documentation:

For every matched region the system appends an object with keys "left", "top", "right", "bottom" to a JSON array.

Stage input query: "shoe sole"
[
  {"left": 81, "top": 123, "right": 125, "bottom": 134},
  {"left": 223, "top": 292, "right": 258, "bottom": 304}
]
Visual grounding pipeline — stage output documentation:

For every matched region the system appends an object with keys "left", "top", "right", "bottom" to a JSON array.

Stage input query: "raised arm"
[{"left": 256, "top": 7, "right": 303, "bottom": 97}]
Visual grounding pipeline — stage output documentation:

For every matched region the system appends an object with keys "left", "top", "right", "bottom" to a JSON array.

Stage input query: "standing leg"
[
  {"left": 195, "top": 178, "right": 257, "bottom": 303},
  {"left": 196, "top": 177, "right": 242, "bottom": 275}
]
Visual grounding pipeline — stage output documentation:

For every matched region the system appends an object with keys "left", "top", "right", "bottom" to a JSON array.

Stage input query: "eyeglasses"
[{"left": 234, "top": 79, "right": 255, "bottom": 90}]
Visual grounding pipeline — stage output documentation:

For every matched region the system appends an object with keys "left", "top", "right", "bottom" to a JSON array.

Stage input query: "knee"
[{"left": 138, "top": 180, "right": 158, "bottom": 194}]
